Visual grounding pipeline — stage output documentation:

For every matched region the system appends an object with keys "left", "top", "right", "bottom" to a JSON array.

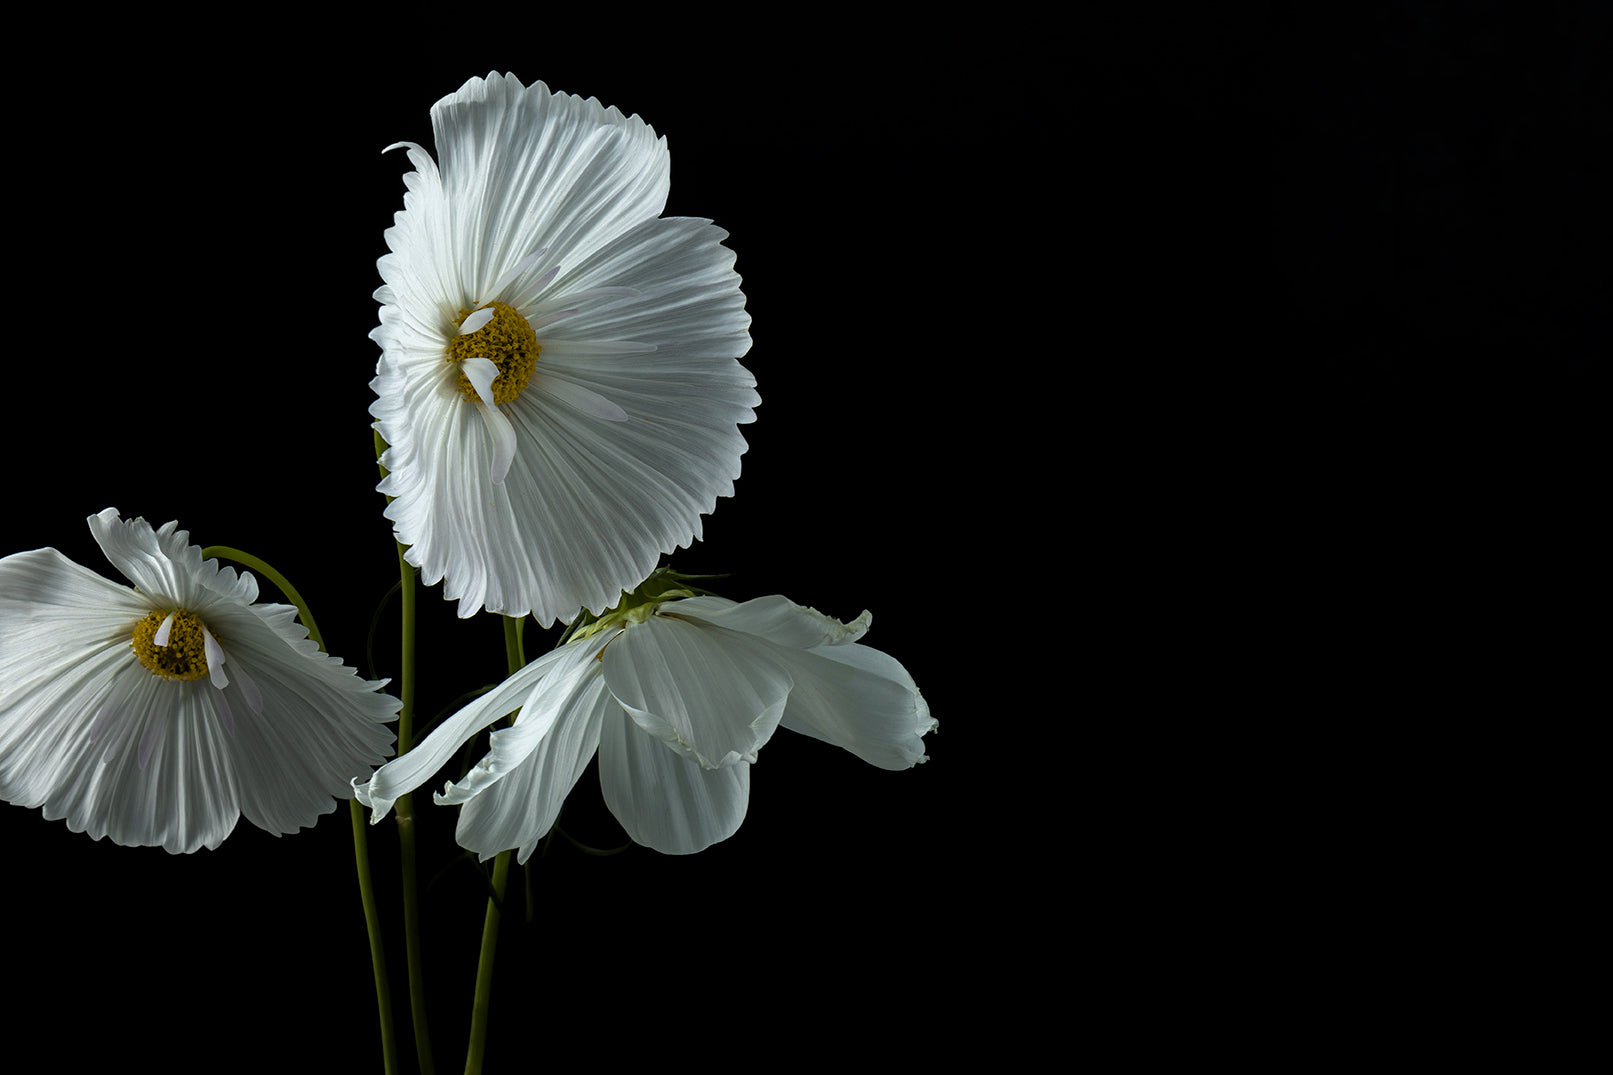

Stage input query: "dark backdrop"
[
  {"left": 4, "top": 4, "right": 1602, "bottom": 1069},
  {"left": 2, "top": 10, "right": 1071, "bottom": 1071}
]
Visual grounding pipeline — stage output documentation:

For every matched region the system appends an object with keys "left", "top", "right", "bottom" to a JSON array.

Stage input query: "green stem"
[
  {"left": 464, "top": 615, "right": 527, "bottom": 1075},
  {"left": 395, "top": 549, "right": 435, "bottom": 1075},
  {"left": 351, "top": 799, "right": 400, "bottom": 1075},
  {"left": 201, "top": 545, "right": 398, "bottom": 1075},
  {"left": 376, "top": 429, "right": 435, "bottom": 1075}
]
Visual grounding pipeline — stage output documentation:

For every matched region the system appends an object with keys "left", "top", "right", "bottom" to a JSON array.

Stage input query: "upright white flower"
[
  {"left": 371, "top": 72, "right": 757, "bottom": 625},
  {"left": 355, "top": 578, "right": 935, "bottom": 857},
  {"left": 0, "top": 509, "right": 399, "bottom": 853}
]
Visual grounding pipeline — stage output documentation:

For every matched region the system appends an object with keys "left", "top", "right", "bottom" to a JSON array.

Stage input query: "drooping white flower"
[
  {"left": 0, "top": 509, "right": 399, "bottom": 853},
  {"left": 370, "top": 72, "right": 757, "bottom": 625},
  {"left": 355, "top": 578, "right": 935, "bottom": 857}
]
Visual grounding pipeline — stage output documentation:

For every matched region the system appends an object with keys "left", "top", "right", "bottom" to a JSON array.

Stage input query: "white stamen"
[
  {"left": 539, "top": 376, "right": 630, "bottom": 422},
  {"left": 153, "top": 611, "right": 177, "bottom": 647},
  {"left": 461, "top": 357, "right": 517, "bottom": 484},
  {"left": 459, "top": 307, "right": 495, "bottom": 335},
  {"left": 202, "top": 627, "right": 229, "bottom": 690}
]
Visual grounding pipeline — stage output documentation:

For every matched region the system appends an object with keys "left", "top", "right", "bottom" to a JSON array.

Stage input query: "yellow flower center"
[
  {"left": 130, "top": 609, "right": 215, "bottom": 682},
  {"left": 446, "top": 301, "right": 541, "bottom": 404}
]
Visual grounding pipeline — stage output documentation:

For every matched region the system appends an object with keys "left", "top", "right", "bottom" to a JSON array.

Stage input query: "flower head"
[
  {"left": 355, "top": 577, "right": 935, "bottom": 857},
  {"left": 371, "top": 72, "right": 757, "bottom": 625},
  {"left": 0, "top": 509, "right": 399, "bottom": 853}
]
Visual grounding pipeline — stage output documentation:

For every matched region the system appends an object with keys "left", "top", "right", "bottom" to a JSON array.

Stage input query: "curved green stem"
[
  {"left": 464, "top": 615, "right": 527, "bottom": 1075},
  {"left": 202, "top": 546, "right": 325, "bottom": 649},
  {"left": 202, "top": 545, "right": 398, "bottom": 1075}
]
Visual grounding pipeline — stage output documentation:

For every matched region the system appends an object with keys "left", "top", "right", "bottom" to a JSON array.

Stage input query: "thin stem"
[
  {"left": 351, "top": 799, "right": 400, "bottom": 1075},
  {"left": 201, "top": 544, "right": 398, "bottom": 1075},
  {"left": 464, "top": 850, "right": 512, "bottom": 1075},
  {"left": 463, "top": 615, "right": 527, "bottom": 1075},
  {"left": 376, "top": 430, "right": 436, "bottom": 1075},
  {"left": 395, "top": 548, "right": 435, "bottom": 1075},
  {"left": 201, "top": 546, "right": 325, "bottom": 649}
]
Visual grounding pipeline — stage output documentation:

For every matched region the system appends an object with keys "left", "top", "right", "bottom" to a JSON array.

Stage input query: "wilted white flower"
[
  {"left": 356, "top": 578, "right": 934, "bottom": 856},
  {"left": 371, "top": 72, "right": 756, "bottom": 625},
  {"left": 0, "top": 509, "right": 398, "bottom": 853}
]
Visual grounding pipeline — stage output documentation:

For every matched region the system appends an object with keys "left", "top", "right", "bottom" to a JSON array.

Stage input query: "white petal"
[
  {"left": 598, "top": 710, "right": 750, "bottom": 855},
  {"left": 435, "top": 632, "right": 609, "bottom": 806},
  {"left": 602, "top": 612, "right": 792, "bottom": 768},
  {"left": 86, "top": 508, "right": 257, "bottom": 609},
  {"left": 453, "top": 662, "right": 614, "bottom": 863},
  {"left": 775, "top": 642, "right": 936, "bottom": 771},
  {"left": 532, "top": 374, "right": 629, "bottom": 422},
  {"left": 669, "top": 595, "right": 872, "bottom": 649},
  {"left": 422, "top": 72, "right": 670, "bottom": 303},
  {"left": 354, "top": 639, "right": 590, "bottom": 821}
]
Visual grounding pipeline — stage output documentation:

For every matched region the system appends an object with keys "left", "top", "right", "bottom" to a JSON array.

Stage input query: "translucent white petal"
[
  {"left": 668, "top": 595, "right": 872, "bottom": 649},
  {"left": 86, "top": 508, "right": 258, "bottom": 609},
  {"left": 453, "top": 663, "right": 614, "bottom": 863},
  {"left": 598, "top": 712, "right": 750, "bottom": 855},
  {"left": 421, "top": 72, "right": 670, "bottom": 303},
  {"left": 435, "top": 632, "right": 609, "bottom": 806},
  {"left": 601, "top": 612, "right": 792, "bottom": 768},
  {"left": 775, "top": 642, "right": 936, "bottom": 771},
  {"left": 353, "top": 639, "right": 587, "bottom": 821}
]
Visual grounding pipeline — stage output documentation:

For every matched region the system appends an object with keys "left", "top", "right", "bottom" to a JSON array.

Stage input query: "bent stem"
[
  {"left": 201, "top": 545, "right": 399, "bottom": 1075},
  {"left": 463, "top": 615, "right": 526, "bottom": 1075}
]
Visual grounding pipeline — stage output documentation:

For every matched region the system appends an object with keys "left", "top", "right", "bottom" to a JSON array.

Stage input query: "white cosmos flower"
[
  {"left": 371, "top": 72, "right": 757, "bottom": 625},
  {"left": 355, "top": 584, "right": 935, "bottom": 857},
  {"left": 0, "top": 509, "right": 399, "bottom": 854}
]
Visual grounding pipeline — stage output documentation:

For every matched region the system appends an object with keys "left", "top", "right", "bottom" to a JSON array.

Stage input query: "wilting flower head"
[
  {"left": 371, "top": 72, "right": 757, "bottom": 625},
  {"left": 0, "top": 509, "right": 399, "bottom": 853},
  {"left": 356, "top": 574, "right": 935, "bottom": 856}
]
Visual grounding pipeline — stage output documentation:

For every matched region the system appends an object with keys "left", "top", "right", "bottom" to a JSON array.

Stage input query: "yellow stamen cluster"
[
  {"left": 130, "top": 609, "right": 213, "bottom": 682},
  {"left": 446, "top": 301, "right": 540, "bottom": 404}
]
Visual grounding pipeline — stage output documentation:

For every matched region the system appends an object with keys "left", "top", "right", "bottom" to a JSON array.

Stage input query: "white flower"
[
  {"left": 355, "top": 585, "right": 934, "bottom": 857},
  {"left": 371, "top": 72, "right": 757, "bottom": 625},
  {"left": 0, "top": 509, "right": 399, "bottom": 853}
]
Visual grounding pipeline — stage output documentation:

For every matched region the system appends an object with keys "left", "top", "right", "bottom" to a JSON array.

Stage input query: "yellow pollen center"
[
  {"left": 130, "top": 609, "right": 214, "bottom": 682},
  {"left": 446, "top": 301, "right": 540, "bottom": 404}
]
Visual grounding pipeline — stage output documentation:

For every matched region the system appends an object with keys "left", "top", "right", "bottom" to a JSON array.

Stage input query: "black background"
[
  {"left": 3, "top": 10, "right": 1069, "bottom": 1071},
  {"left": 3, "top": 4, "right": 1603, "bottom": 1069}
]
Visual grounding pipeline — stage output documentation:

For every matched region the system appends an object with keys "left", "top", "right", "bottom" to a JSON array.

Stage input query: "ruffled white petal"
[
  {"left": 354, "top": 636, "right": 600, "bottom": 821},
  {"left": 773, "top": 642, "right": 935, "bottom": 771},
  {"left": 1, "top": 513, "right": 399, "bottom": 853},
  {"left": 597, "top": 709, "right": 750, "bottom": 855},
  {"left": 669, "top": 595, "right": 872, "bottom": 649},
  {"left": 601, "top": 611, "right": 792, "bottom": 768},
  {"left": 452, "top": 654, "right": 614, "bottom": 863},
  {"left": 371, "top": 75, "right": 754, "bottom": 626}
]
